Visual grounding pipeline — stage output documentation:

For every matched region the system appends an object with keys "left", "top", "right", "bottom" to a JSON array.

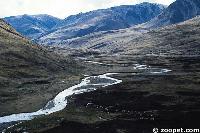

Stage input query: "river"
[{"left": 0, "top": 62, "right": 172, "bottom": 132}]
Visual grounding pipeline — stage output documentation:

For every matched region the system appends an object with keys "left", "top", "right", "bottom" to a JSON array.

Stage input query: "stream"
[
  {"left": 0, "top": 62, "right": 172, "bottom": 131},
  {"left": 0, "top": 73, "right": 122, "bottom": 124}
]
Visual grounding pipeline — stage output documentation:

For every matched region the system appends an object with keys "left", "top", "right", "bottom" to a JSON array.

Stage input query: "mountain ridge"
[
  {"left": 57, "top": 15, "right": 200, "bottom": 57},
  {"left": 140, "top": 0, "right": 200, "bottom": 28},
  {"left": 38, "top": 2, "right": 165, "bottom": 45},
  {"left": 3, "top": 2, "right": 165, "bottom": 45},
  {"left": 4, "top": 14, "right": 61, "bottom": 39}
]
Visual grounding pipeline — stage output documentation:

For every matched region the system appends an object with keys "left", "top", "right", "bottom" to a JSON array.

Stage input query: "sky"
[{"left": 0, "top": 0, "right": 175, "bottom": 19}]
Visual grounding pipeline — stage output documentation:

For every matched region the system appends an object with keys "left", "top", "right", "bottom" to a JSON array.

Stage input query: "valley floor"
[{"left": 3, "top": 55, "right": 200, "bottom": 133}]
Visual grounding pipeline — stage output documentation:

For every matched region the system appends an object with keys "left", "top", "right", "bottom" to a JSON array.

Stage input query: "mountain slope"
[
  {"left": 38, "top": 2, "right": 165, "bottom": 45},
  {"left": 0, "top": 18, "right": 74, "bottom": 79},
  {"left": 0, "top": 18, "right": 82, "bottom": 116},
  {"left": 133, "top": 16, "right": 200, "bottom": 56},
  {"left": 141, "top": 0, "right": 200, "bottom": 28},
  {"left": 4, "top": 14, "right": 61, "bottom": 39},
  {"left": 59, "top": 16, "right": 200, "bottom": 57}
]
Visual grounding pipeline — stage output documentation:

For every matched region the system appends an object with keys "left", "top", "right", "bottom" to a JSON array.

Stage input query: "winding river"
[
  {"left": 0, "top": 62, "right": 172, "bottom": 130},
  {"left": 0, "top": 73, "right": 122, "bottom": 124}
]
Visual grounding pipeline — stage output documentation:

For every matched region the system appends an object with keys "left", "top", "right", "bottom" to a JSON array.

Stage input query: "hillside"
[
  {"left": 0, "top": 18, "right": 82, "bottom": 116},
  {"left": 4, "top": 14, "right": 61, "bottom": 39},
  {"left": 38, "top": 2, "right": 165, "bottom": 45},
  {"left": 123, "top": 16, "right": 200, "bottom": 56},
  {"left": 58, "top": 16, "right": 200, "bottom": 57},
  {"left": 140, "top": 0, "right": 200, "bottom": 28}
]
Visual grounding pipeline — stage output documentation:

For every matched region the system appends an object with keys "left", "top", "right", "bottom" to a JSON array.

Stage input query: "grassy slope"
[
  {"left": 56, "top": 28, "right": 148, "bottom": 56},
  {"left": 123, "top": 16, "right": 200, "bottom": 56},
  {"left": 0, "top": 19, "right": 83, "bottom": 116},
  {"left": 61, "top": 16, "right": 200, "bottom": 57}
]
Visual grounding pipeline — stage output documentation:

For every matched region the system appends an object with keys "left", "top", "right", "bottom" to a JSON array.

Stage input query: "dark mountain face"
[
  {"left": 4, "top": 14, "right": 61, "bottom": 39},
  {"left": 167, "top": 0, "right": 200, "bottom": 23},
  {"left": 36, "top": 3, "right": 165, "bottom": 45},
  {"left": 142, "top": 0, "right": 200, "bottom": 28}
]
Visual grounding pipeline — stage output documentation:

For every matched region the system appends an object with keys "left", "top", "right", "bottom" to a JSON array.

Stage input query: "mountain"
[
  {"left": 56, "top": 0, "right": 200, "bottom": 56},
  {"left": 4, "top": 14, "right": 61, "bottom": 39},
  {"left": 59, "top": 16, "right": 200, "bottom": 57},
  {"left": 38, "top": 2, "right": 165, "bottom": 45},
  {"left": 141, "top": 0, "right": 200, "bottom": 28},
  {"left": 0, "top": 18, "right": 82, "bottom": 116}
]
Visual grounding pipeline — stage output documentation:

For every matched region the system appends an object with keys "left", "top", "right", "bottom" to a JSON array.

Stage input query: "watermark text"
[{"left": 153, "top": 128, "right": 200, "bottom": 133}]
